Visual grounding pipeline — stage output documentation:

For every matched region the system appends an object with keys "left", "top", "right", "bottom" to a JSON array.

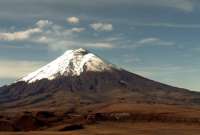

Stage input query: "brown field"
[
  {"left": 0, "top": 103, "right": 200, "bottom": 135},
  {"left": 0, "top": 122, "right": 200, "bottom": 135}
]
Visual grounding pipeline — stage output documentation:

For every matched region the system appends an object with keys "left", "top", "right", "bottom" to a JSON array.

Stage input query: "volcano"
[
  {"left": 1, "top": 48, "right": 200, "bottom": 133},
  {"left": 0, "top": 48, "right": 199, "bottom": 111}
]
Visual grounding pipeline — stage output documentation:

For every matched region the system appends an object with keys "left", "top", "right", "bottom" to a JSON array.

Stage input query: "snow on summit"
[{"left": 21, "top": 48, "right": 114, "bottom": 83}]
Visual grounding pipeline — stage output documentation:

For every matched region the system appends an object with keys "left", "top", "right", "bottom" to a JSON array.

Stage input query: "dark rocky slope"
[{"left": 0, "top": 68, "right": 199, "bottom": 111}]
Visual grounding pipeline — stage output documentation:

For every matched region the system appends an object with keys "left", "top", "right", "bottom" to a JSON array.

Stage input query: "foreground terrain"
[
  {"left": 1, "top": 122, "right": 200, "bottom": 135},
  {"left": 0, "top": 103, "right": 200, "bottom": 135}
]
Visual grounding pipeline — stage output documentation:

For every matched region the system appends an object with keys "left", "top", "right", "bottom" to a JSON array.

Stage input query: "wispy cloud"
[
  {"left": 109, "top": 0, "right": 195, "bottom": 12},
  {"left": 90, "top": 22, "right": 113, "bottom": 32},
  {"left": 85, "top": 42, "right": 114, "bottom": 49},
  {"left": 71, "top": 27, "right": 85, "bottom": 32},
  {"left": 137, "top": 0, "right": 195, "bottom": 12},
  {"left": 137, "top": 37, "right": 175, "bottom": 47},
  {"left": 0, "top": 60, "right": 45, "bottom": 79},
  {"left": 133, "top": 22, "right": 200, "bottom": 29},
  {"left": 122, "top": 54, "right": 141, "bottom": 64},
  {"left": 63, "top": 0, "right": 195, "bottom": 12},
  {"left": 120, "top": 37, "right": 175, "bottom": 49},
  {"left": 134, "top": 64, "right": 200, "bottom": 77},
  {"left": 131, "top": 65, "right": 195, "bottom": 78}
]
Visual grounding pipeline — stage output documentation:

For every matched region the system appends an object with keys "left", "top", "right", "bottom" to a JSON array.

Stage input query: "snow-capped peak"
[{"left": 20, "top": 48, "right": 115, "bottom": 83}]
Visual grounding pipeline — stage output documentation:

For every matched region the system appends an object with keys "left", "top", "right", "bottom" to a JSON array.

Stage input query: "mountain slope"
[{"left": 0, "top": 48, "right": 200, "bottom": 111}]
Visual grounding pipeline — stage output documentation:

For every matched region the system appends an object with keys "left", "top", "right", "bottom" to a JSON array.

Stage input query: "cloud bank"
[
  {"left": 0, "top": 28, "right": 41, "bottom": 41},
  {"left": 0, "top": 19, "right": 115, "bottom": 50}
]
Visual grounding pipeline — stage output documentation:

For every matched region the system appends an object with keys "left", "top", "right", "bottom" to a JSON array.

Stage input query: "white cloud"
[
  {"left": 0, "top": 20, "right": 56, "bottom": 42},
  {"left": 136, "top": 37, "right": 175, "bottom": 47},
  {"left": 38, "top": 36, "right": 49, "bottom": 43},
  {"left": 46, "top": 40, "right": 115, "bottom": 51},
  {"left": 67, "top": 16, "right": 80, "bottom": 24},
  {"left": 0, "top": 28, "right": 41, "bottom": 41},
  {"left": 0, "top": 19, "right": 116, "bottom": 50},
  {"left": 36, "top": 20, "right": 53, "bottom": 28},
  {"left": 90, "top": 22, "right": 113, "bottom": 32},
  {"left": 85, "top": 42, "right": 114, "bottom": 48},
  {"left": 71, "top": 27, "right": 85, "bottom": 33},
  {"left": 119, "top": 37, "right": 175, "bottom": 49},
  {"left": 138, "top": 38, "right": 159, "bottom": 44},
  {"left": 0, "top": 60, "right": 45, "bottom": 79}
]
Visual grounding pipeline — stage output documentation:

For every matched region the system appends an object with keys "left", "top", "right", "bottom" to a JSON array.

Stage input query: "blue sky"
[{"left": 0, "top": 0, "right": 200, "bottom": 91}]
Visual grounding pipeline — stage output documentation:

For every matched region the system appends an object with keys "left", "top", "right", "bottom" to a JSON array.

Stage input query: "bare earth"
[
  {"left": 1, "top": 122, "right": 200, "bottom": 135},
  {"left": 1, "top": 103, "right": 200, "bottom": 135}
]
